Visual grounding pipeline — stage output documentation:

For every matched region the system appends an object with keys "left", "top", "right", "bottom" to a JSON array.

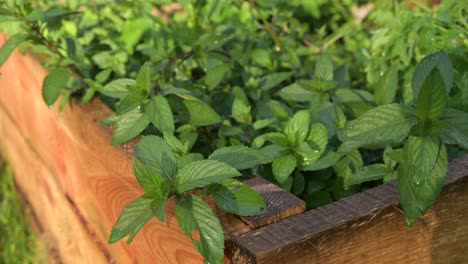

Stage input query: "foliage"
[
  {"left": 0, "top": 0, "right": 467, "bottom": 262},
  {"left": 0, "top": 161, "right": 44, "bottom": 264}
]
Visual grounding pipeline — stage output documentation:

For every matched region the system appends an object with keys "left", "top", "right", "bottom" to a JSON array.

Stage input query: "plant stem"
[{"left": 249, "top": 0, "right": 283, "bottom": 52}]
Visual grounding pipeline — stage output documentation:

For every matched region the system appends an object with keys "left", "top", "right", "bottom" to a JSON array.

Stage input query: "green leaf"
[
  {"left": 375, "top": 66, "right": 398, "bottom": 105},
  {"left": 232, "top": 98, "right": 251, "bottom": 124},
  {"left": 297, "top": 79, "right": 338, "bottom": 92},
  {"left": 259, "top": 71, "right": 293, "bottom": 91},
  {"left": 340, "top": 104, "right": 418, "bottom": 152},
  {"left": 134, "top": 136, "right": 177, "bottom": 183},
  {"left": 412, "top": 51, "right": 453, "bottom": 98},
  {"left": 183, "top": 99, "right": 221, "bottom": 126},
  {"left": 176, "top": 160, "right": 241, "bottom": 193},
  {"left": 42, "top": 69, "right": 69, "bottom": 107},
  {"left": 58, "top": 90, "right": 71, "bottom": 113},
  {"left": 398, "top": 136, "right": 448, "bottom": 226},
  {"left": 294, "top": 123, "right": 328, "bottom": 166},
  {"left": 276, "top": 83, "right": 317, "bottom": 102},
  {"left": 101, "top": 79, "right": 135, "bottom": 99},
  {"left": 344, "top": 164, "right": 387, "bottom": 187},
  {"left": 302, "top": 151, "right": 338, "bottom": 171},
  {"left": 0, "top": 33, "right": 28, "bottom": 68},
  {"left": 150, "top": 196, "right": 167, "bottom": 222},
  {"left": 109, "top": 196, "right": 153, "bottom": 244},
  {"left": 260, "top": 132, "right": 289, "bottom": 147},
  {"left": 315, "top": 53, "right": 333, "bottom": 81},
  {"left": 133, "top": 159, "right": 168, "bottom": 194},
  {"left": 209, "top": 179, "right": 266, "bottom": 216},
  {"left": 208, "top": 146, "right": 264, "bottom": 170},
  {"left": 284, "top": 110, "right": 310, "bottom": 144},
  {"left": 414, "top": 69, "right": 447, "bottom": 121},
  {"left": 135, "top": 62, "right": 151, "bottom": 96},
  {"left": 121, "top": 17, "right": 152, "bottom": 53},
  {"left": 115, "top": 94, "right": 144, "bottom": 115},
  {"left": 205, "top": 64, "right": 229, "bottom": 90},
  {"left": 146, "top": 96, "right": 175, "bottom": 134},
  {"left": 177, "top": 153, "right": 204, "bottom": 169},
  {"left": 111, "top": 109, "right": 149, "bottom": 145},
  {"left": 164, "top": 133, "right": 187, "bottom": 155},
  {"left": 438, "top": 109, "right": 468, "bottom": 149},
  {"left": 253, "top": 118, "right": 275, "bottom": 130},
  {"left": 175, "top": 195, "right": 224, "bottom": 264},
  {"left": 266, "top": 100, "right": 290, "bottom": 120},
  {"left": 272, "top": 154, "right": 297, "bottom": 184}
]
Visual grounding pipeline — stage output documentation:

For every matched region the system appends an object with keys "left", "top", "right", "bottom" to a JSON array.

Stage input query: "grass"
[{"left": 0, "top": 160, "right": 44, "bottom": 264}]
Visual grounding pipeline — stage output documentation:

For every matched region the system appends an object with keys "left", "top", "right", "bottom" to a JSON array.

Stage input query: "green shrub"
[{"left": 1, "top": 1, "right": 467, "bottom": 263}]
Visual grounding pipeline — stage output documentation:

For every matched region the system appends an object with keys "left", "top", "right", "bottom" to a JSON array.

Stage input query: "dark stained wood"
[
  {"left": 228, "top": 155, "right": 468, "bottom": 264},
  {"left": 241, "top": 177, "right": 306, "bottom": 229}
]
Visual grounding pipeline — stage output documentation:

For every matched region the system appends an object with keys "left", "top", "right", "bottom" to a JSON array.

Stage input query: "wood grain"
[
  {"left": 241, "top": 177, "right": 306, "bottom": 229},
  {"left": 0, "top": 32, "right": 208, "bottom": 263},
  {"left": 228, "top": 155, "right": 468, "bottom": 264},
  {"left": 0, "top": 32, "right": 307, "bottom": 263}
]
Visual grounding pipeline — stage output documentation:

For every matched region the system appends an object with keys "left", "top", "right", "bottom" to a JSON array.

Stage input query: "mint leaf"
[
  {"left": 177, "top": 153, "right": 204, "bottom": 169},
  {"left": 259, "top": 132, "right": 289, "bottom": 147},
  {"left": 109, "top": 196, "right": 153, "bottom": 244},
  {"left": 375, "top": 66, "right": 398, "bottom": 105},
  {"left": 121, "top": 17, "right": 152, "bottom": 53},
  {"left": 315, "top": 53, "right": 333, "bottom": 81},
  {"left": 398, "top": 136, "right": 448, "bottom": 226},
  {"left": 209, "top": 179, "right": 267, "bottom": 216},
  {"left": 111, "top": 109, "right": 149, "bottom": 145},
  {"left": 42, "top": 68, "right": 69, "bottom": 107},
  {"left": 164, "top": 133, "right": 187, "bottom": 155},
  {"left": 340, "top": 104, "right": 417, "bottom": 152},
  {"left": 183, "top": 99, "right": 221, "bottom": 126},
  {"left": 412, "top": 51, "right": 453, "bottom": 98},
  {"left": 135, "top": 62, "right": 151, "bottom": 96},
  {"left": 344, "top": 164, "right": 387, "bottom": 187},
  {"left": 259, "top": 71, "right": 293, "bottom": 91},
  {"left": 438, "top": 108, "right": 468, "bottom": 149},
  {"left": 302, "top": 151, "right": 338, "bottom": 171},
  {"left": 253, "top": 118, "right": 275, "bottom": 130},
  {"left": 302, "top": 123, "right": 328, "bottom": 165},
  {"left": 101, "top": 79, "right": 135, "bottom": 99},
  {"left": 284, "top": 110, "right": 310, "bottom": 144},
  {"left": 232, "top": 98, "right": 252, "bottom": 124},
  {"left": 134, "top": 136, "right": 177, "bottom": 183},
  {"left": 208, "top": 146, "right": 264, "bottom": 170},
  {"left": 176, "top": 160, "right": 241, "bottom": 193},
  {"left": 0, "top": 33, "right": 28, "bottom": 67},
  {"left": 175, "top": 195, "right": 224, "bottom": 264},
  {"left": 414, "top": 68, "right": 447, "bottom": 121},
  {"left": 205, "top": 63, "right": 229, "bottom": 90},
  {"left": 133, "top": 159, "right": 168, "bottom": 193},
  {"left": 272, "top": 154, "right": 297, "bottom": 184},
  {"left": 146, "top": 96, "right": 175, "bottom": 134},
  {"left": 276, "top": 83, "right": 317, "bottom": 102},
  {"left": 115, "top": 94, "right": 143, "bottom": 115}
]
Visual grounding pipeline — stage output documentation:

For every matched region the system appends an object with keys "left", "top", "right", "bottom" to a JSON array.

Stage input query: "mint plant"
[
  {"left": 340, "top": 51, "right": 465, "bottom": 225},
  {"left": 109, "top": 136, "right": 266, "bottom": 263},
  {"left": 1, "top": 0, "right": 467, "bottom": 263}
]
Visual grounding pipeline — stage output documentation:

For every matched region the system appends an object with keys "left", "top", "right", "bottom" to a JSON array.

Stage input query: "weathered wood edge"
[
  {"left": 241, "top": 177, "right": 306, "bottom": 229},
  {"left": 227, "top": 155, "right": 468, "bottom": 263}
]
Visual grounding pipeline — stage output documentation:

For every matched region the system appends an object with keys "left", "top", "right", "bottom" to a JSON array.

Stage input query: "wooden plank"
[
  {"left": 0, "top": 32, "right": 306, "bottom": 263},
  {"left": 228, "top": 155, "right": 468, "bottom": 264},
  {"left": 0, "top": 105, "right": 110, "bottom": 264},
  {"left": 241, "top": 177, "right": 306, "bottom": 229},
  {"left": 0, "top": 32, "right": 208, "bottom": 263}
]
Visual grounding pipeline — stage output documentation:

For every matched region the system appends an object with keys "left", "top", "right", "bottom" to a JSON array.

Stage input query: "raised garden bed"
[{"left": 1, "top": 32, "right": 468, "bottom": 264}]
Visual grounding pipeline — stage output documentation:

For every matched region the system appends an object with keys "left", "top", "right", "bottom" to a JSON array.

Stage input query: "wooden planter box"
[{"left": 1, "top": 33, "right": 468, "bottom": 264}]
